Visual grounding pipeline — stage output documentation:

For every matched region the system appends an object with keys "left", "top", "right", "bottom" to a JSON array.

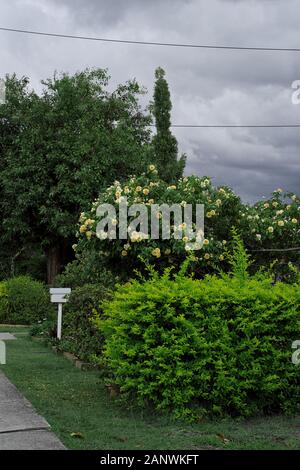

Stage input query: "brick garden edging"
[{"left": 30, "top": 336, "right": 95, "bottom": 371}]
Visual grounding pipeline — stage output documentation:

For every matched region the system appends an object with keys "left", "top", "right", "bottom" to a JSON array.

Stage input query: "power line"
[
  {"left": 163, "top": 125, "right": 300, "bottom": 128},
  {"left": 2, "top": 26, "right": 300, "bottom": 129},
  {"left": 1, "top": 26, "right": 300, "bottom": 52}
]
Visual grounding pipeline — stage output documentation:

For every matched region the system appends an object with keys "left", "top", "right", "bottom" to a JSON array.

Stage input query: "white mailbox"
[
  {"left": 50, "top": 288, "right": 71, "bottom": 303},
  {"left": 50, "top": 288, "right": 71, "bottom": 340}
]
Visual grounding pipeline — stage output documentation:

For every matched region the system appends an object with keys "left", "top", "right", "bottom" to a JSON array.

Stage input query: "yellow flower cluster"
[
  {"left": 200, "top": 178, "right": 210, "bottom": 188},
  {"left": 79, "top": 217, "right": 95, "bottom": 238},
  {"left": 206, "top": 210, "right": 217, "bottom": 218},
  {"left": 152, "top": 247, "right": 161, "bottom": 258},
  {"left": 130, "top": 231, "right": 148, "bottom": 243},
  {"left": 148, "top": 164, "right": 158, "bottom": 174}
]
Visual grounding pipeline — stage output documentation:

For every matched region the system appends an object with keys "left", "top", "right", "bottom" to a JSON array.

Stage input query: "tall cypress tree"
[{"left": 152, "top": 67, "right": 186, "bottom": 182}]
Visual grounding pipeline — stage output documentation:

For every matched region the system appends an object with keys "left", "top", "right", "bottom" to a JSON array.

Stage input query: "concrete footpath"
[{"left": 0, "top": 372, "right": 65, "bottom": 450}]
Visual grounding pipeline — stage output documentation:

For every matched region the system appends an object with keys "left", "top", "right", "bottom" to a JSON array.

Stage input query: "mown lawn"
[{"left": 0, "top": 326, "right": 299, "bottom": 450}]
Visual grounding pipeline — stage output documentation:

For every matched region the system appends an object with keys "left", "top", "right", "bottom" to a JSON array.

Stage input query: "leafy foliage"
[
  {"left": 0, "top": 275, "right": 51, "bottom": 324},
  {"left": 99, "top": 262, "right": 300, "bottom": 419},
  {"left": 151, "top": 67, "right": 185, "bottom": 182},
  {"left": 57, "top": 284, "right": 109, "bottom": 362},
  {"left": 0, "top": 70, "right": 152, "bottom": 282},
  {"left": 76, "top": 169, "right": 242, "bottom": 279},
  {"left": 54, "top": 250, "right": 118, "bottom": 289},
  {"left": 240, "top": 189, "right": 300, "bottom": 280},
  {"left": 226, "top": 229, "right": 252, "bottom": 283},
  {"left": 31, "top": 283, "right": 110, "bottom": 363}
]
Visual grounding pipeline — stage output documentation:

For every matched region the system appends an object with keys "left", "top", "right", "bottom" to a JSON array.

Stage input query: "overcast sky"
[{"left": 1, "top": 0, "right": 300, "bottom": 201}]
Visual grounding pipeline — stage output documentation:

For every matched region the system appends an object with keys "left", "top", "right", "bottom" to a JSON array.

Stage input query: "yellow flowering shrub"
[
  {"left": 74, "top": 169, "right": 300, "bottom": 281},
  {"left": 240, "top": 189, "right": 300, "bottom": 280},
  {"left": 75, "top": 165, "right": 242, "bottom": 277}
]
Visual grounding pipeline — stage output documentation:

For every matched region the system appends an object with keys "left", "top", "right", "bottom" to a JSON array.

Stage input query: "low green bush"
[
  {"left": 0, "top": 275, "right": 51, "bottom": 325},
  {"left": 59, "top": 283, "right": 109, "bottom": 362},
  {"left": 32, "top": 283, "right": 110, "bottom": 362},
  {"left": 0, "top": 282, "right": 8, "bottom": 318},
  {"left": 30, "top": 317, "right": 57, "bottom": 338},
  {"left": 99, "top": 268, "right": 300, "bottom": 419}
]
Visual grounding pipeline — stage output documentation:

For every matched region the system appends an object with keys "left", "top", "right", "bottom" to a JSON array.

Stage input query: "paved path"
[{"left": 0, "top": 372, "right": 65, "bottom": 450}]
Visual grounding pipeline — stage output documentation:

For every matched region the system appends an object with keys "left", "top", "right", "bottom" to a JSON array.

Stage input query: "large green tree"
[
  {"left": 0, "top": 69, "right": 152, "bottom": 283},
  {"left": 0, "top": 76, "right": 35, "bottom": 279},
  {"left": 152, "top": 67, "right": 185, "bottom": 182}
]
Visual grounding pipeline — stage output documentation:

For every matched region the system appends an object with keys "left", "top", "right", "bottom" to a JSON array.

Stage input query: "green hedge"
[
  {"left": 0, "top": 275, "right": 50, "bottom": 324},
  {"left": 100, "top": 272, "right": 300, "bottom": 419}
]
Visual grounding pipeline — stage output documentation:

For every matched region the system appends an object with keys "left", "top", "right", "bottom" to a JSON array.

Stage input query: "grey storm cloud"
[
  {"left": 48, "top": 0, "right": 188, "bottom": 26},
  {"left": 0, "top": 0, "right": 300, "bottom": 201}
]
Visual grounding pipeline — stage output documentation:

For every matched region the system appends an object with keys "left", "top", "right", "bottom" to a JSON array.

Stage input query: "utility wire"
[
  {"left": 1, "top": 27, "right": 300, "bottom": 52},
  {"left": 156, "top": 125, "right": 300, "bottom": 128},
  {"left": 167, "top": 125, "right": 300, "bottom": 128},
  {"left": 2, "top": 27, "right": 300, "bottom": 128}
]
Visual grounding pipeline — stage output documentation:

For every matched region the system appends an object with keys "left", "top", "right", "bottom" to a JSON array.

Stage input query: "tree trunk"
[
  {"left": 46, "top": 245, "right": 62, "bottom": 286},
  {"left": 10, "top": 247, "right": 25, "bottom": 277}
]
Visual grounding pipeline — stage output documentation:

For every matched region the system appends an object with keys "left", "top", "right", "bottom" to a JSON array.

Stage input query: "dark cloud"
[
  {"left": 48, "top": 0, "right": 189, "bottom": 27},
  {"left": 0, "top": 0, "right": 300, "bottom": 201}
]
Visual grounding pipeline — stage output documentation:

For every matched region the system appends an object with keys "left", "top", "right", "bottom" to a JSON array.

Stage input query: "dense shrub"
[
  {"left": 74, "top": 170, "right": 300, "bottom": 281},
  {"left": 30, "top": 316, "right": 57, "bottom": 338},
  {"left": 59, "top": 283, "right": 109, "bottom": 362},
  {"left": 0, "top": 275, "right": 50, "bottom": 324},
  {"left": 75, "top": 168, "right": 242, "bottom": 279},
  {"left": 54, "top": 250, "right": 119, "bottom": 289},
  {"left": 99, "top": 267, "right": 300, "bottom": 419},
  {"left": 241, "top": 189, "right": 300, "bottom": 279},
  {"left": 32, "top": 283, "right": 110, "bottom": 362},
  {"left": 0, "top": 282, "right": 8, "bottom": 319}
]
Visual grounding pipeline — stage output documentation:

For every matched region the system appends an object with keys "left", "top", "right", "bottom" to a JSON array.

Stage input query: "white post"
[
  {"left": 57, "top": 303, "right": 63, "bottom": 340},
  {"left": 0, "top": 341, "right": 6, "bottom": 365},
  {"left": 50, "top": 288, "right": 71, "bottom": 340}
]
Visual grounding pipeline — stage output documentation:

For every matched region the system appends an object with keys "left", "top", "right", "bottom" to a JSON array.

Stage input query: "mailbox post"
[{"left": 50, "top": 288, "right": 71, "bottom": 340}]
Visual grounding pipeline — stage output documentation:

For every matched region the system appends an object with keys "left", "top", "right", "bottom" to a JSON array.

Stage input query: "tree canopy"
[{"left": 0, "top": 69, "right": 152, "bottom": 282}]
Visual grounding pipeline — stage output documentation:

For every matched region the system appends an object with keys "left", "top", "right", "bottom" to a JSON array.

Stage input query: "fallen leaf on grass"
[
  {"left": 217, "top": 433, "right": 230, "bottom": 444},
  {"left": 70, "top": 432, "right": 84, "bottom": 439}
]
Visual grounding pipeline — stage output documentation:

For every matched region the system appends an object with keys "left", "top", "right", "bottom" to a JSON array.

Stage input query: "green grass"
[{"left": 0, "top": 326, "right": 299, "bottom": 450}]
